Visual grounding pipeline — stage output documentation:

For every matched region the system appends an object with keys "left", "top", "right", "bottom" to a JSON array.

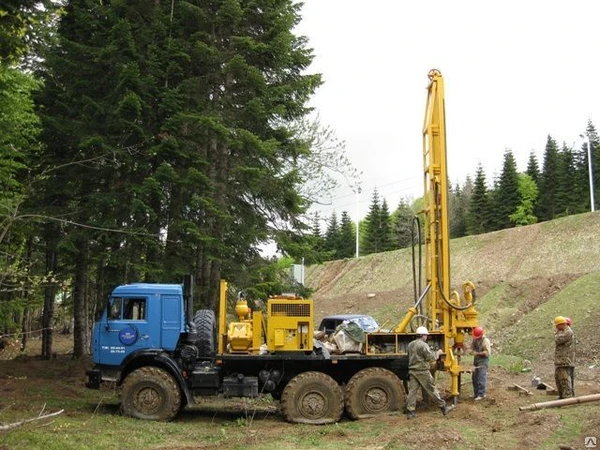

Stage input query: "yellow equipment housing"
[
  {"left": 266, "top": 296, "right": 313, "bottom": 352},
  {"left": 217, "top": 280, "right": 313, "bottom": 354}
]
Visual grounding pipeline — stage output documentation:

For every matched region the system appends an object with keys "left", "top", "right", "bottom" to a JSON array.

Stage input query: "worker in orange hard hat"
[
  {"left": 553, "top": 316, "right": 575, "bottom": 399},
  {"left": 563, "top": 316, "right": 575, "bottom": 394},
  {"left": 470, "top": 326, "right": 491, "bottom": 400}
]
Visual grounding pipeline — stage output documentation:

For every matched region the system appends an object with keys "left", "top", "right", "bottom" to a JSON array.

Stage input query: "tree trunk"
[
  {"left": 72, "top": 238, "right": 89, "bottom": 358},
  {"left": 42, "top": 225, "right": 59, "bottom": 359}
]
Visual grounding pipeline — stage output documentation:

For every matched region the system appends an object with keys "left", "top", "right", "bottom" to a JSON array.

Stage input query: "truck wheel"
[
  {"left": 345, "top": 367, "right": 404, "bottom": 419},
  {"left": 120, "top": 366, "right": 181, "bottom": 421},
  {"left": 194, "top": 309, "right": 216, "bottom": 357},
  {"left": 280, "top": 371, "right": 343, "bottom": 424}
]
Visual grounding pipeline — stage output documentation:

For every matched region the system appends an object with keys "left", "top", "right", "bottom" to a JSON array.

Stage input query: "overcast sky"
[{"left": 294, "top": 0, "right": 600, "bottom": 222}]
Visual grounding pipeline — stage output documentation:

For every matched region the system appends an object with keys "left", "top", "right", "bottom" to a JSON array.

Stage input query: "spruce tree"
[
  {"left": 36, "top": 0, "right": 323, "bottom": 353},
  {"left": 391, "top": 198, "right": 415, "bottom": 248},
  {"left": 526, "top": 151, "right": 540, "bottom": 185},
  {"left": 492, "top": 149, "right": 521, "bottom": 230},
  {"left": 338, "top": 211, "right": 355, "bottom": 259},
  {"left": 537, "top": 135, "right": 560, "bottom": 221},
  {"left": 555, "top": 144, "right": 581, "bottom": 215},
  {"left": 466, "top": 165, "right": 491, "bottom": 235},
  {"left": 323, "top": 212, "right": 340, "bottom": 260},
  {"left": 361, "top": 189, "right": 382, "bottom": 255},
  {"left": 449, "top": 180, "right": 469, "bottom": 238},
  {"left": 379, "top": 199, "right": 394, "bottom": 252}
]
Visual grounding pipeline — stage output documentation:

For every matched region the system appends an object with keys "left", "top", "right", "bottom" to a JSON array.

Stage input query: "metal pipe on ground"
[{"left": 519, "top": 393, "right": 600, "bottom": 411}]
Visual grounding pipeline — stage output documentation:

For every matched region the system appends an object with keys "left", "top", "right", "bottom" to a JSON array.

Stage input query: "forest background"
[{"left": 1, "top": 0, "right": 598, "bottom": 359}]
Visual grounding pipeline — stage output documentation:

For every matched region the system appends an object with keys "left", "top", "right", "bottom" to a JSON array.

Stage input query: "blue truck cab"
[{"left": 91, "top": 283, "right": 184, "bottom": 367}]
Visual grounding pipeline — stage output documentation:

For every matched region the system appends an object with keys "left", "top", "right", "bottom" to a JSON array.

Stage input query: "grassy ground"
[
  {"left": 1, "top": 338, "right": 599, "bottom": 450},
  {"left": 3, "top": 213, "right": 600, "bottom": 449}
]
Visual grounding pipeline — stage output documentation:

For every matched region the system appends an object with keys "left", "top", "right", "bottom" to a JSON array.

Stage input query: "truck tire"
[
  {"left": 280, "top": 371, "right": 343, "bottom": 424},
  {"left": 120, "top": 366, "right": 181, "bottom": 421},
  {"left": 345, "top": 367, "right": 404, "bottom": 419},
  {"left": 194, "top": 309, "right": 216, "bottom": 357}
]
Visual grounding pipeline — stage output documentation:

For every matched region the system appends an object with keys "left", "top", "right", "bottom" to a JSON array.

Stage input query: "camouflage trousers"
[
  {"left": 554, "top": 366, "right": 574, "bottom": 399},
  {"left": 406, "top": 371, "right": 445, "bottom": 412}
]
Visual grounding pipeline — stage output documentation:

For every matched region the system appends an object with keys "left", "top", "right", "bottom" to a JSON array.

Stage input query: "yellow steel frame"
[{"left": 422, "top": 69, "right": 479, "bottom": 397}]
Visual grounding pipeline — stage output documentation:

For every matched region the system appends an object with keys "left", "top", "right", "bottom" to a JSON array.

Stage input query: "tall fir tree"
[
  {"left": 526, "top": 151, "right": 540, "bottom": 185},
  {"left": 537, "top": 135, "right": 560, "bottom": 221},
  {"left": 555, "top": 144, "right": 582, "bottom": 216},
  {"left": 361, "top": 189, "right": 382, "bottom": 255},
  {"left": 323, "top": 212, "right": 340, "bottom": 260},
  {"left": 449, "top": 179, "right": 470, "bottom": 238},
  {"left": 378, "top": 199, "right": 394, "bottom": 252},
  {"left": 35, "top": 0, "right": 322, "bottom": 354},
  {"left": 391, "top": 198, "right": 415, "bottom": 248},
  {"left": 466, "top": 165, "right": 491, "bottom": 235},
  {"left": 337, "top": 211, "right": 355, "bottom": 259},
  {"left": 491, "top": 149, "right": 521, "bottom": 230}
]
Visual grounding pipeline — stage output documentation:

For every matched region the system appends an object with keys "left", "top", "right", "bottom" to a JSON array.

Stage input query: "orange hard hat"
[{"left": 473, "top": 326, "right": 484, "bottom": 338}]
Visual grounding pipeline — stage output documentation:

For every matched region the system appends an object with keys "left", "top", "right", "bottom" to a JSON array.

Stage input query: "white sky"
[{"left": 295, "top": 0, "right": 600, "bottom": 222}]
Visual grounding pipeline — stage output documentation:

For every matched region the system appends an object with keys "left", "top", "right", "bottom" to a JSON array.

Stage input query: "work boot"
[
  {"left": 441, "top": 404, "right": 455, "bottom": 416},
  {"left": 406, "top": 410, "right": 416, "bottom": 419}
]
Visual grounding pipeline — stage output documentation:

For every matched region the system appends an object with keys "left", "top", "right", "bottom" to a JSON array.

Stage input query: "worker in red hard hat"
[{"left": 470, "top": 326, "right": 491, "bottom": 401}]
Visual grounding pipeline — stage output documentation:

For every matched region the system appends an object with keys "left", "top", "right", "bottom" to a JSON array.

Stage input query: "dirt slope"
[{"left": 306, "top": 212, "right": 600, "bottom": 363}]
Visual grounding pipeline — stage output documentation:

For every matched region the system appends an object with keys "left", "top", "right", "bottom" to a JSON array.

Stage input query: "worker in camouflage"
[
  {"left": 553, "top": 316, "right": 575, "bottom": 399},
  {"left": 405, "top": 326, "right": 453, "bottom": 419}
]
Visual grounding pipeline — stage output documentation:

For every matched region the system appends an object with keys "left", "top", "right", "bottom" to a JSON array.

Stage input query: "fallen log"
[
  {"left": 0, "top": 408, "right": 64, "bottom": 431},
  {"left": 519, "top": 393, "right": 600, "bottom": 411},
  {"left": 508, "top": 383, "right": 532, "bottom": 396}
]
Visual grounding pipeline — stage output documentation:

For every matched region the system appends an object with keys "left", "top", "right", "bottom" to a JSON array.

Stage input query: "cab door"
[{"left": 95, "top": 295, "right": 160, "bottom": 366}]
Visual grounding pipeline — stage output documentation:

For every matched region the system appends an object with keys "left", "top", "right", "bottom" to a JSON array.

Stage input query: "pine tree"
[
  {"left": 555, "top": 144, "right": 582, "bottom": 216},
  {"left": 537, "top": 135, "right": 560, "bottom": 221},
  {"left": 391, "top": 198, "right": 415, "bottom": 248},
  {"left": 466, "top": 165, "right": 491, "bottom": 235},
  {"left": 379, "top": 199, "right": 394, "bottom": 252},
  {"left": 361, "top": 189, "right": 382, "bottom": 255},
  {"left": 449, "top": 179, "right": 470, "bottom": 238},
  {"left": 526, "top": 151, "right": 540, "bottom": 185},
  {"left": 491, "top": 149, "right": 521, "bottom": 230},
  {"left": 323, "top": 212, "right": 340, "bottom": 260},
  {"left": 337, "top": 211, "right": 355, "bottom": 259},
  {"left": 36, "top": 0, "right": 322, "bottom": 353}
]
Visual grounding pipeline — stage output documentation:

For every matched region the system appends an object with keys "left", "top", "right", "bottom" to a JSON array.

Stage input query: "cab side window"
[
  {"left": 108, "top": 297, "right": 146, "bottom": 320},
  {"left": 123, "top": 298, "right": 146, "bottom": 320}
]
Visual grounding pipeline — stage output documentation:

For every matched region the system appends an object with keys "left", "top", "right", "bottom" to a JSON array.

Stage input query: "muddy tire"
[
  {"left": 120, "top": 366, "right": 181, "bottom": 421},
  {"left": 194, "top": 309, "right": 216, "bottom": 357},
  {"left": 280, "top": 371, "right": 343, "bottom": 424},
  {"left": 345, "top": 367, "right": 404, "bottom": 419}
]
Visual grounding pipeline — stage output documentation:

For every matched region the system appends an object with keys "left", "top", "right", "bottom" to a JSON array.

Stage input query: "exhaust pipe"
[{"left": 183, "top": 275, "right": 197, "bottom": 343}]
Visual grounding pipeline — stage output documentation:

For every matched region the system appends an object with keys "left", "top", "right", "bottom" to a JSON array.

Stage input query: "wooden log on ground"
[
  {"left": 519, "top": 393, "right": 600, "bottom": 411},
  {"left": 508, "top": 383, "right": 532, "bottom": 396}
]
